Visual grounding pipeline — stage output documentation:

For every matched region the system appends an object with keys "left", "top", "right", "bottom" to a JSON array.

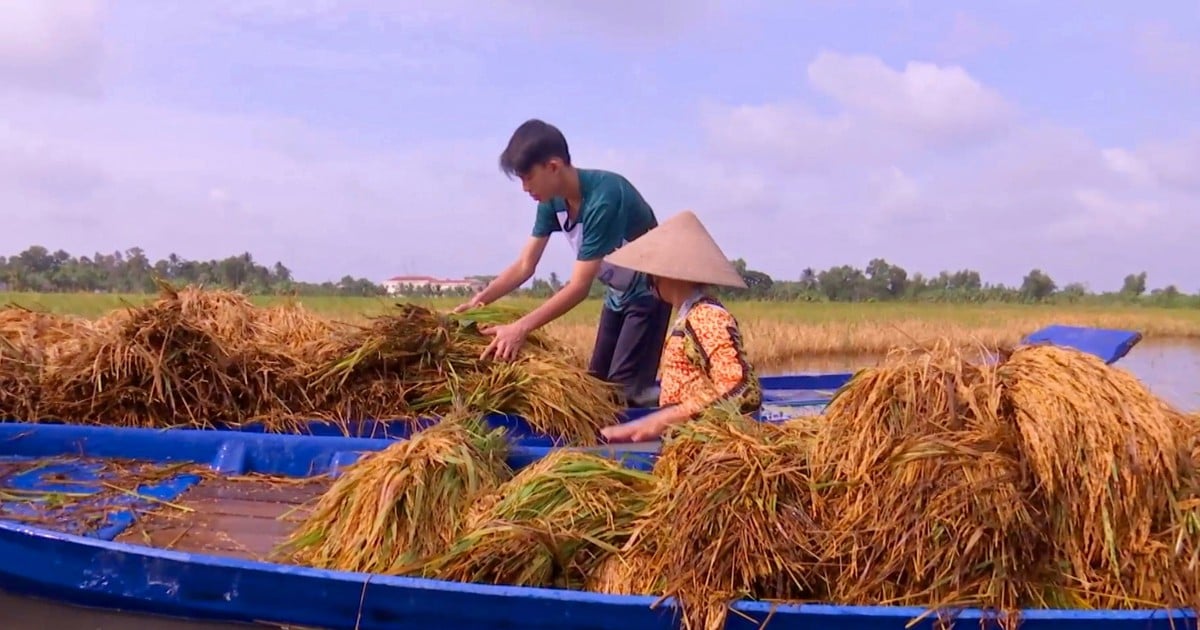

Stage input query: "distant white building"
[{"left": 382, "top": 275, "right": 483, "bottom": 296}]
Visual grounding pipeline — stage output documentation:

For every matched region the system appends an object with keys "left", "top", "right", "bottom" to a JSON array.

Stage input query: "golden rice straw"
[
  {"left": 0, "top": 306, "right": 96, "bottom": 420},
  {"left": 806, "top": 340, "right": 1044, "bottom": 629},
  {"left": 998, "top": 344, "right": 1200, "bottom": 610},
  {"left": 585, "top": 548, "right": 662, "bottom": 596},
  {"left": 35, "top": 282, "right": 278, "bottom": 429},
  {"left": 274, "top": 408, "right": 511, "bottom": 573},
  {"left": 625, "top": 402, "right": 823, "bottom": 630},
  {"left": 416, "top": 449, "right": 655, "bottom": 589},
  {"left": 308, "top": 303, "right": 622, "bottom": 444}
]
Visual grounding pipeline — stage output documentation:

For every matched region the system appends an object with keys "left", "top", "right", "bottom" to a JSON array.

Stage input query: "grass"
[{"left": 3, "top": 292, "right": 1199, "bottom": 373}]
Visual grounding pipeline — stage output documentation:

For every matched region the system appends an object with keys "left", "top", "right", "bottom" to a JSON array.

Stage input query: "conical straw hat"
[{"left": 605, "top": 210, "right": 747, "bottom": 288}]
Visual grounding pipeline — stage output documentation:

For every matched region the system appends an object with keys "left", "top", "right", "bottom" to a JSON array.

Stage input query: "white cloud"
[
  {"left": 208, "top": 0, "right": 726, "bottom": 46},
  {"left": 0, "top": 0, "right": 106, "bottom": 95},
  {"left": 806, "top": 51, "right": 1014, "bottom": 145},
  {"left": 694, "top": 51, "right": 1197, "bottom": 289},
  {"left": 0, "top": 96, "right": 536, "bottom": 282},
  {"left": 1102, "top": 148, "right": 1155, "bottom": 187},
  {"left": 1132, "top": 134, "right": 1200, "bottom": 192},
  {"left": 871, "top": 166, "right": 922, "bottom": 218}
]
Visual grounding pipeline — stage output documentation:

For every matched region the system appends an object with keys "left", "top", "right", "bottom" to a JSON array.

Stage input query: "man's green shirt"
[{"left": 531, "top": 168, "right": 658, "bottom": 312}]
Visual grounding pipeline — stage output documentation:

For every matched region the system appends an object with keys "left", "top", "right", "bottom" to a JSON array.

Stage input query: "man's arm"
[
  {"left": 512, "top": 257, "right": 600, "bottom": 332},
  {"left": 511, "top": 194, "right": 628, "bottom": 330},
  {"left": 463, "top": 236, "right": 549, "bottom": 308}
]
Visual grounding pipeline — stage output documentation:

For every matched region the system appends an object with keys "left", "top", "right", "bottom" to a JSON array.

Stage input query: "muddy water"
[{"left": 4, "top": 340, "right": 1200, "bottom": 628}]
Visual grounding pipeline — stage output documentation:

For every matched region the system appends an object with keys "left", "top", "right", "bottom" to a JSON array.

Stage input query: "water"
[
  {"left": 0, "top": 592, "right": 274, "bottom": 629},
  {"left": 1110, "top": 338, "right": 1200, "bottom": 411},
  {"left": 4, "top": 340, "right": 1200, "bottom": 628}
]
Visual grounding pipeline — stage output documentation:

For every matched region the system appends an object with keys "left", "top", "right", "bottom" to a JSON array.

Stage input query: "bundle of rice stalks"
[
  {"left": 585, "top": 548, "right": 662, "bottom": 596},
  {"left": 36, "top": 282, "right": 277, "bottom": 428},
  {"left": 171, "top": 283, "right": 262, "bottom": 343},
  {"left": 623, "top": 402, "right": 823, "bottom": 630},
  {"left": 310, "top": 303, "right": 622, "bottom": 445},
  {"left": 0, "top": 306, "right": 97, "bottom": 420},
  {"left": 241, "top": 301, "right": 359, "bottom": 431},
  {"left": 0, "top": 335, "right": 38, "bottom": 419},
  {"left": 426, "top": 357, "right": 623, "bottom": 446},
  {"left": 255, "top": 301, "right": 353, "bottom": 351},
  {"left": 807, "top": 341, "right": 1045, "bottom": 626},
  {"left": 0, "top": 305, "right": 93, "bottom": 349},
  {"left": 417, "top": 449, "right": 655, "bottom": 589},
  {"left": 275, "top": 409, "right": 511, "bottom": 573},
  {"left": 997, "top": 344, "right": 1200, "bottom": 610}
]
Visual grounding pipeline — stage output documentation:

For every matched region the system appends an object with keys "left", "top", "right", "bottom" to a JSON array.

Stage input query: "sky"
[{"left": 1, "top": 1, "right": 1197, "bottom": 292}]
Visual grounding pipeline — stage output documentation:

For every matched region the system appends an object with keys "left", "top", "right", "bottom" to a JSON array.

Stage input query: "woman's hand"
[{"left": 601, "top": 405, "right": 690, "bottom": 443}]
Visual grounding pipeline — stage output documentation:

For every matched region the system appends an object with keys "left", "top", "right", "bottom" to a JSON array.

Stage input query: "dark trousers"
[{"left": 588, "top": 295, "right": 673, "bottom": 408}]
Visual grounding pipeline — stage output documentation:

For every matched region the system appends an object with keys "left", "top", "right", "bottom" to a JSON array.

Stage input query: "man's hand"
[
  {"left": 453, "top": 295, "right": 484, "bottom": 314},
  {"left": 480, "top": 320, "right": 530, "bottom": 362}
]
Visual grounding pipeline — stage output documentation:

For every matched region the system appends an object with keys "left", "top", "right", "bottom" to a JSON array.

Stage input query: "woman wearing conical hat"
[{"left": 599, "top": 211, "right": 762, "bottom": 443}]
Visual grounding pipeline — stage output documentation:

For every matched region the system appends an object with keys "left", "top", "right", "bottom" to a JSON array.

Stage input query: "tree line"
[
  {"left": 0, "top": 246, "right": 382, "bottom": 297},
  {"left": 0, "top": 245, "right": 1194, "bottom": 307},
  {"left": 521, "top": 259, "right": 1196, "bottom": 308}
]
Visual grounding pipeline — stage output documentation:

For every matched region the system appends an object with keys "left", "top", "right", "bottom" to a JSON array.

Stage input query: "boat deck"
[
  {"left": 114, "top": 475, "right": 330, "bottom": 562},
  {"left": 0, "top": 454, "right": 329, "bottom": 563}
]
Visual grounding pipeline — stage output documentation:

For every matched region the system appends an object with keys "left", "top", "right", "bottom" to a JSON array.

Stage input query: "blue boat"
[{"left": 0, "top": 421, "right": 1192, "bottom": 630}]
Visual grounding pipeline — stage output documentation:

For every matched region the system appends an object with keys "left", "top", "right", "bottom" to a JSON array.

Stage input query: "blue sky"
[{"left": 1, "top": 1, "right": 1197, "bottom": 292}]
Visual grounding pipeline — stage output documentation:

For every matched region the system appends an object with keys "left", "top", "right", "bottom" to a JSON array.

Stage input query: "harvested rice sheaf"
[
  {"left": 242, "top": 301, "right": 358, "bottom": 431},
  {"left": 622, "top": 403, "right": 824, "bottom": 630},
  {"left": 585, "top": 548, "right": 662, "bottom": 596},
  {"left": 0, "top": 306, "right": 95, "bottom": 419},
  {"left": 0, "top": 335, "right": 38, "bottom": 420},
  {"left": 807, "top": 342, "right": 1046, "bottom": 626},
  {"left": 3, "top": 286, "right": 622, "bottom": 443},
  {"left": 803, "top": 340, "right": 1200, "bottom": 624},
  {"left": 418, "top": 449, "right": 655, "bottom": 589},
  {"left": 275, "top": 409, "right": 512, "bottom": 574},
  {"left": 997, "top": 344, "right": 1200, "bottom": 611},
  {"left": 36, "top": 282, "right": 280, "bottom": 429},
  {"left": 310, "top": 303, "right": 622, "bottom": 445}
]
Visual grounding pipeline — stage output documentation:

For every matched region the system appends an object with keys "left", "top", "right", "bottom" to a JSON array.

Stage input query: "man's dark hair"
[{"left": 499, "top": 119, "right": 571, "bottom": 178}]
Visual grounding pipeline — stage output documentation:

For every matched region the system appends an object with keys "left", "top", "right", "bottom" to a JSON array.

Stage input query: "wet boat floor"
[{"left": 114, "top": 474, "right": 331, "bottom": 561}]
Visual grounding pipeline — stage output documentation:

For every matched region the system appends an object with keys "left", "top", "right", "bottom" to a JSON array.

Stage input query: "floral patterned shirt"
[{"left": 658, "top": 295, "right": 761, "bottom": 417}]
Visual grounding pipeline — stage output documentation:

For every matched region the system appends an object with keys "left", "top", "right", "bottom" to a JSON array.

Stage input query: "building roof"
[
  {"left": 386, "top": 275, "right": 440, "bottom": 282},
  {"left": 385, "top": 275, "right": 481, "bottom": 284}
]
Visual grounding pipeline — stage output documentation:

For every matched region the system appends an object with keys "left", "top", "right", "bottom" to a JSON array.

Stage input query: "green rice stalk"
[{"left": 415, "top": 449, "right": 656, "bottom": 589}]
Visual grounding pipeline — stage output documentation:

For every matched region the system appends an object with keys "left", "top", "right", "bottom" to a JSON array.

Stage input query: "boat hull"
[{"left": 1, "top": 521, "right": 1193, "bottom": 630}]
